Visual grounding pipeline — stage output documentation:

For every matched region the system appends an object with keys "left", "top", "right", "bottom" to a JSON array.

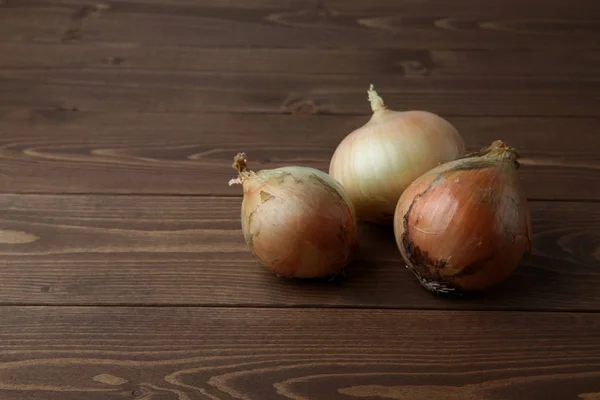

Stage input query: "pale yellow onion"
[
  {"left": 329, "top": 84, "right": 465, "bottom": 224},
  {"left": 393, "top": 140, "right": 532, "bottom": 294},
  {"left": 229, "top": 153, "right": 358, "bottom": 279}
]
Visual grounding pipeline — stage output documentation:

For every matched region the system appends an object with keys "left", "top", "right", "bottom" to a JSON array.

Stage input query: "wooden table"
[{"left": 1, "top": 1, "right": 600, "bottom": 399}]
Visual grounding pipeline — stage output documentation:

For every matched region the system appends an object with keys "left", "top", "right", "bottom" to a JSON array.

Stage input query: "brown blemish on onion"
[
  {"left": 247, "top": 209, "right": 256, "bottom": 228},
  {"left": 308, "top": 173, "right": 348, "bottom": 209},
  {"left": 245, "top": 209, "right": 260, "bottom": 250},
  {"left": 245, "top": 231, "right": 255, "bottom": 249},
  {"left": 400, "top": 171, "right": 466, "bottom": 295},
  {"left": 259, "top": 190, "right": 275, "bottom": 203},
  {"left": 401, "top": 234, "right": 458, "bottom": 294},
  {"left": 275, "top": 172, "right": 293, "bottom": 185}
]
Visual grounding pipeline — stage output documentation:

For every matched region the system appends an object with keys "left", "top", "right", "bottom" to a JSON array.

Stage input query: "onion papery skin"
[
  {"left": 329, "top": 85, "right": 465, "bottom": 224},
  {"left": 230, "top": 154, "right": 358, "bottom": 279},
  {"left": 393, "top": 141, "right": 532, "bottom": 294}
]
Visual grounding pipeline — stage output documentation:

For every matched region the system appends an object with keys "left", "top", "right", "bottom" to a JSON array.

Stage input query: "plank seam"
[
  {"left": 0, "top": 303, "right": 598, "bottom": 313},
  {"left": 0, "top": 192, "right": 599, "bottom": 203}
]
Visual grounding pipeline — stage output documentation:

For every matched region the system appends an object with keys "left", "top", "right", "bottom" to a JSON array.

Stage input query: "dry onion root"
[
  {"left": 393, "top": 140, "right": 532, "bottom": 295},
  {"left": 229, "top": 153, "right": 358, "bottom": 279},
  {"left": 329, "top": 84, "right": 465, "bottom": 224}
]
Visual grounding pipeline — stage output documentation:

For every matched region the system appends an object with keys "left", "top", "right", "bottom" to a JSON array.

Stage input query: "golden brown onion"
[
  {"left": 329, "top": 84, "right": 465, "bottom": 224},
  {"left": 393, "top": 140, "right": 532, "bottom": 294},
  {"left": 229, "top": 153, "right": 358, "bottom": 279}
]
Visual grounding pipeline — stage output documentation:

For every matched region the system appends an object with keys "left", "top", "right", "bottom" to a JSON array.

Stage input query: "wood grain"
[
  {"left": 0, "top": 306, "right": 599, "bottom": 399},
  {"left": 1, "top": 69, "right": 599, "bottom": 116},
  {"left": 2, "top": 43, "right": 599, "bottom": 79},
  {"left": 2, "top": 0, "right": 600, "bottom": 50},
  {"left": 2, "top": 0, "right": 600, "bottom": 397},
  {"left": 0, "top": 195, "right": 598, "bottom": 310},
  {"left": 1, "top": 113, "right": 598, "bottom": 200}
]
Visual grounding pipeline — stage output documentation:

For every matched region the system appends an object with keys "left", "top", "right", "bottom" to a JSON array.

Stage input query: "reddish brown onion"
[
  {"left": 229, "top": 153, "right": 358, "bottom": 279},
  {"left": 393, "top": 140, "right": 532, "bottom": 294}
]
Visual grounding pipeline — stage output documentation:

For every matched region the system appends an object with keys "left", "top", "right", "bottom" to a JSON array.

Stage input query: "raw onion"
[
  {"left": 393, "top": 140, "right": 532, "bottom": 294},
  {"left": 229, "top": 153, "right": 358, "bottom": 279},
  {"left": 329, "top": 84, "right": 465, "bottom": 224}
]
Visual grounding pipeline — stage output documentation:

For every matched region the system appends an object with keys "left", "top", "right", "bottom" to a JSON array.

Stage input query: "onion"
[
  {"left": 393, "top": 140, "right": 532, "bottom": 294},
  {"left": 329, "top": 84, "right": 465, "bottom": 224},
  {"left": 228, "top": 153, "right": 358, "bottom": 279}
]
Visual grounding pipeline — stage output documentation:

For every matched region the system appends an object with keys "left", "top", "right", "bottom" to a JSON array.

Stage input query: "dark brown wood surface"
[
  {"left": 3, "top": 44, "right": 600, "bottom": 78},
  {"left": 2, "top": 307, "right": 600, "bottom": 400},
  {"left": 1, "top": 195, "right": 598, "bottom": 311},
  {"left": 3, "top": 0, "right": 600, "bottom": 49},
  {"left": 3, "top": 71, "right": 600, "bottom": 116},
  {"left": 1, "top": 114, "right": 598, "bottom": 199},
  {"left": 1, "top": 0, "right": 599, "bottom": 398}
]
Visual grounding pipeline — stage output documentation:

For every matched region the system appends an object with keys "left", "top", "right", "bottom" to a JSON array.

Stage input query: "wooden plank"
[
  {"left": 7, "top": 0, "right": 600, "bottom": 15},
  {"left": 0, "top": 113, "right": 598, "bottom": 200},
  {"left": 1, "top": 69, "right": 599, "bottom": 116},
  {"left": 2, "top": 43, "right": 600, "bottom": 79},
  {"left": 2, "top": 0, "right": 599, "bottom": 50},
  {"left": 0, "top": 306, "right": 599, "bottom": 399},
  {"left": 0, "top": 195, "right": 598, "bottom": 311}
]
